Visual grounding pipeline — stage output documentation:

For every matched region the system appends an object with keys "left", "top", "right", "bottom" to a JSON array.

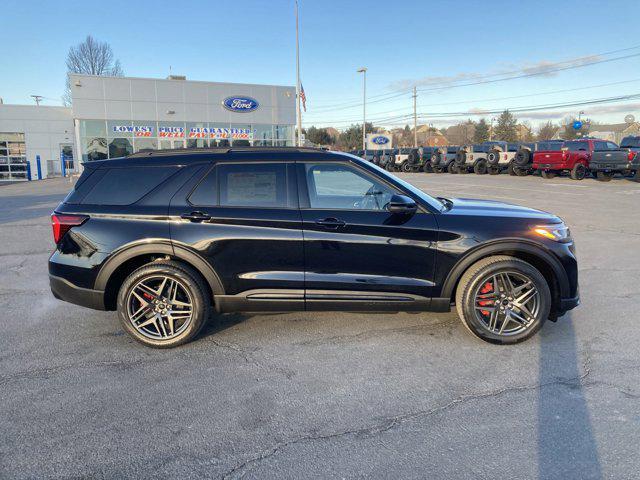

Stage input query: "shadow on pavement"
[{"left": 538, "top": 313, "right": 602, "bottom": 479}]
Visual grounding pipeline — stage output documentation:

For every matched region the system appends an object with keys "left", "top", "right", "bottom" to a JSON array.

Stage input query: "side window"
[
  {"left": 188, "top": 166, "right": 217, "bottom": 206},
  {"left": 218, "top": 163, "right": 288, "bottom": 208},
  {"left": 81, "top": 166, "right": 178, "bottom": 205},
  {"left": 606, "top": 142, "right": 618, "bottom": 150},
  {"left": 305, "top": 163, "right": 396, "bottom": 210},
  {"left": 594, "top": 141, "right": 607, "bottom": 151}
]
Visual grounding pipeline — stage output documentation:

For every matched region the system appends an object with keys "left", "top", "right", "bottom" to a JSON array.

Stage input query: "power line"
[{"left": 303, "top": 78, "right": 640, "bottom": 123}]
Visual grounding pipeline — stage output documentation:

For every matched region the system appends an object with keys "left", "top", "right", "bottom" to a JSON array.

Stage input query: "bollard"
[
  {"left": 26, "top": 162, "right": 32, "bottom": 181},
  {"left": 60, "top": 152, "right": 66, "bottom": 178},
  {"left": 36, "top": 155, "right": 42, "bottom": 180}
]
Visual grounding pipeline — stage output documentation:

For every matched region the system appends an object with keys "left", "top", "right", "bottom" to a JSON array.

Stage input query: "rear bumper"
[
  {"left": 50, "top": 274, "right": 106, "bottom": 310},
  {"left": 590, "top": 161, "right": 639, "bottom": 172},
  {"left": 533, "top": 163, "right": 568, "bottom": 170}
]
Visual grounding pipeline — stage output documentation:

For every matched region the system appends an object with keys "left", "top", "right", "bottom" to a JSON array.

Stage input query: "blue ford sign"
[
  {"left": 371, "top": 135, "right": 389, "bottom": 145},
  {"left": 572, "top": 120, "right": 583, "bottom": 130},
  {"left": 223, "top": 96, "right": 259, "bottom": 113}
]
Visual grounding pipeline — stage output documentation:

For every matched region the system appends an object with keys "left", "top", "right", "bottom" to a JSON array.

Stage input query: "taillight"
[
  {"left": 51, "top": 213, "right": 88, "bottom": 243},
  {"left": 562, "top": 148, "right": 569, "bottom": 160},
  {"left": 628, "top": 150, "right": 636, "bottom": 162}
]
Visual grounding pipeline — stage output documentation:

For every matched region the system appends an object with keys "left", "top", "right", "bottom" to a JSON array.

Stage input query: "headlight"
[{"left": 533, "top": 224, "right": 571, "bottom": 242}]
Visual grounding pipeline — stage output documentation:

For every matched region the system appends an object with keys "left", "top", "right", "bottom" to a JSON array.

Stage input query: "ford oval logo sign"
[
  {"left": 371, "top": 135, "right": 389, "bottom": 145},
  {"left": 223, "top": 96, "right": 259, "bottom": 113}
]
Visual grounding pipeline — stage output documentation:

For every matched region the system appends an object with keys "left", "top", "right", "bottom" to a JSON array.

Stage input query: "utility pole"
[
  {"left": 295, "top": 0, "right": 302, "bottom": 146},
  {"left": 31, "top": 95, "right": 43, "bottom": 106},
  {"left": 412, "top": 86, "right": 417, "bottom": 147},
  {"left": 358, "top": 67, "right": 367, "bottom": 151}
]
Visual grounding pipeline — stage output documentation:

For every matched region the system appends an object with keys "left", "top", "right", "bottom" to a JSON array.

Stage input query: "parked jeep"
[
  {"left": 590, "top": 136, "right": 640, "bottom": 181},
  {"left": 378, "top": 149, "right": 395, "bottom": 170},
  {"left": 533, "top": 139, "right": 597, "bottom": 180},
  {"left": 432, "top": 146, "right": 459, "bottom": 173},
  {"left": 419, "top": 146, "right": 437, "bottom": 172},
  {"left": 512, "top": 140, "right": 565, "bottom": 176},
  {"left": 454, "top": 144, "right": 490, "bottom": 174},
  {"left": 485, "top": 141, "right": 519, "bottom": 175},
  {"left": 393, "top": 148, "right": 422, "bottom": 172}
]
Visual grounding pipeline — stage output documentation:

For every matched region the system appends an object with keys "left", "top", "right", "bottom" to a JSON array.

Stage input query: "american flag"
[{"left": 300, "top": 83, "right": 307, "bottom": 112}]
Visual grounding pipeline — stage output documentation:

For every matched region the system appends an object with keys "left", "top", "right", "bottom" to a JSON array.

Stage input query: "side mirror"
[{"left": 386, "top": 194, "right": 417, "bottom": 214}]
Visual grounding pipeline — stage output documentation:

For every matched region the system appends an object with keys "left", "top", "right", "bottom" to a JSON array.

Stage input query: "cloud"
[{"left": 388, "top": 54, "right": 604, "bottom": 91}]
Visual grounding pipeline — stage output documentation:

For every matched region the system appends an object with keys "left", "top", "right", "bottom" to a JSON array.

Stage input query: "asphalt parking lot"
[{"left": 1, "top": 173, "right": 639, "bottom": 479}]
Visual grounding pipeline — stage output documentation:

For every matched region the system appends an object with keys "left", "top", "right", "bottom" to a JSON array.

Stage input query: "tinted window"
[
  {"left": 594, "top": 141, "right": 608, "bottom": 150},
  {"left": 305, "top": 163, "right": 395, "bottom": 210},
  {"left": 565, "top": 141, "right": 587, "bottom": 152},
  {"left": 218, "top": 163, "right": 288, "bottom": 208},
  {"left": 188, "top": 166, "right": 217, "bottom": 206},
  {"left": 606, "top": 142, "right": 619, "bottom": 150},
  {"left": 81, "top": 166, "right": 177, "bottom": 205},
  {"left": 620, "top": 137, "right": 640, "bottom": 148}
]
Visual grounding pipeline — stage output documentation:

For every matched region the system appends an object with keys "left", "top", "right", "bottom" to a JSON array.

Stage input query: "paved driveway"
[{"left": 1, "top": 174, "right": 638, "bottom": 479}]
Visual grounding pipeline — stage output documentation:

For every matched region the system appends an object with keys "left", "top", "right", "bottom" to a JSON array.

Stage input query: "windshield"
[{"left": 621, "top": 137, "right": 640, "bottom": 148}]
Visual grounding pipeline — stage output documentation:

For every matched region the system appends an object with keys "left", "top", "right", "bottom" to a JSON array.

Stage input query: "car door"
[
  {"left": 169, "top": 159, "right": 305, "bottom": 311},
  {"left": 297, "top": 160, "right": 438, "bottom": 311}
]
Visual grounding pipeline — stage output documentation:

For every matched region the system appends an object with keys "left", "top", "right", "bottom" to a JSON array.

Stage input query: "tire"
[
  {"left": 540, "top": 170, "right": 556, "bottom": 179},
  {"left": 507, "top": 161, "right": 517, "bottom": 176},
  {"left": 488, "top": 166, "right": 500, "bottom": 175},
  {"left": 455, "top": 255, "right": 550, "bottom": 345},
  {"left": 433, "top": 166, "right": 444, "bottom": 174},
  {"left": 117, "top": 260, "right": 211, "bottom": 348},
  {"left": 570, "top": 163, "right": 587, "bottom": 181},
  {"left": 514, "top": 149, "right": 531, "bottom": 167},
  {"left": 455, "top": 151, "right": 466, "bottom": 165},
  {"left": 401, "top": 161, "right": 412, "bottom": 173},
  {"left": 448, "top": 162, "right": 458, "bottom": 174},
  {"left": 487, "top": 150, "right": 500, "bottom": 165},
  {"left": 423, "top": 162, "right": 433, "bottom": 173},
  {"left": 473, "top": 160, "right": 487, "bottom": 175},
  {"left": 595, "top": 171, "right": 613, "bottom": 182},
  {"left": 514, "top": 166, "right": 529, "bottom": 176},
  {"left": 631, "top": 170, "right": 640, "bottom": 182}
]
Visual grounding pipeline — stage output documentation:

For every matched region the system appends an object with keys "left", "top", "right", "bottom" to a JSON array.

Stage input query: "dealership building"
[{"left": 0, "top": 74, "right": 296, "bottom": 181}]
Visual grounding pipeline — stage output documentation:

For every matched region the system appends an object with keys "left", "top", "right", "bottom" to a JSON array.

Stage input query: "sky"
[{"left": 1, "top": 0, "right": 640, "bottom": 131}]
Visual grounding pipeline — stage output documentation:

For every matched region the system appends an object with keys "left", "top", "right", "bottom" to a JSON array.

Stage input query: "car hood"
[{"left": 443, "top": 197, "right": 561, "bottom": 221}]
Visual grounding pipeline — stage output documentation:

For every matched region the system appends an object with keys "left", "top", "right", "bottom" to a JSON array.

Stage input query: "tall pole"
[
  {"left": 358, "top": 67, "right": 367, "bottom": 151},
  {"left": 412, "top": 86, "right": 417, "bottom": 147},
  {"left": 295, "top": 0, "right": 302, "bottom": 147}
]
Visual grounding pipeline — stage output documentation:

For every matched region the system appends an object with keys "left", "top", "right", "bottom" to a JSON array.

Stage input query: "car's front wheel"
[
  {"left": 455, "top": 256, "right": 550, "bottom": 344},
  {"left": 117, "top": 261, "right": 210, "bottom": 348}
]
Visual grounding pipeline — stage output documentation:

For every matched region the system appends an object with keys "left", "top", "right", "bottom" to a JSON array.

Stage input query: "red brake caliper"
[{"left": 478, "top": 282, "right": 493, "bottom": 316}]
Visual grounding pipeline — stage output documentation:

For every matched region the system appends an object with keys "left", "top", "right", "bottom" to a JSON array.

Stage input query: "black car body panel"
[{"left": 49, "top": 147, "right": 579, "bottom": 320}]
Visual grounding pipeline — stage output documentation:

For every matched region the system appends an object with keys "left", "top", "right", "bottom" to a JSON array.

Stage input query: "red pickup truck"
[{"left": 533, "top": 138, "right": 598, "bottom": 180}]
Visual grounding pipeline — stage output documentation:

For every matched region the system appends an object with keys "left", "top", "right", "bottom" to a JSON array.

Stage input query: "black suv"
[{"left": 50, "top": 147, "right": 579, "bottom": 348}]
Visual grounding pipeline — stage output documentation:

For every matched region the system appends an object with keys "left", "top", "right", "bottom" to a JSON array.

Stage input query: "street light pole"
[
  {"left": 412, "top": 86, "right": 417, "bottom": 148},
  {"left": 295, "top": 0, "right": 302, "bottom": 147},
  {"left": 358, "top": 67, "right": 367, "bottom": 151}
]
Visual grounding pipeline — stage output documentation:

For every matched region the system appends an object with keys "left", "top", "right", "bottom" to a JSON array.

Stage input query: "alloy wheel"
[
  {"left": 126, "top": 275, "right": 194, "bottom": 340},
  {"left": 472, "top": 271, "right": 539, "bottom": 336}
]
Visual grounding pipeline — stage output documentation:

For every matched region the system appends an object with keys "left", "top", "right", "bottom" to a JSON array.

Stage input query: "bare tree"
[
  {"left": 63, "top": 35, "right": 124, "bottom": 105},
  {"left": 537, "top": 121, "right": 559, "bottom": 140}
]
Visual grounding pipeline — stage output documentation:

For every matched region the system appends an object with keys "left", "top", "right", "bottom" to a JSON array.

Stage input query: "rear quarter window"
[{"left": 80, "top": 166, "right": 178, "bottom": 205}]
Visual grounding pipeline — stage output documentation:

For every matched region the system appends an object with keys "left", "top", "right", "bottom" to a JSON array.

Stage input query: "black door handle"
[
  {"left": 181, "top": 211, "right": 212, "bottom": 223},
  {"left": 315, "top": 217, "right": 346, "bottom": 229}
]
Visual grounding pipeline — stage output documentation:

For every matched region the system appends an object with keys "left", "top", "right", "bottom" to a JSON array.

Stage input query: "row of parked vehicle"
[{"left": 351, "top": 136, "right": 640, "bottom": 181}]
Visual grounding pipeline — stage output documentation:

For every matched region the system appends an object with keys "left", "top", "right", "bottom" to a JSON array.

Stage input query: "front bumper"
[{"left": 50, "top": 274, "right": 106, "bottom": 310}]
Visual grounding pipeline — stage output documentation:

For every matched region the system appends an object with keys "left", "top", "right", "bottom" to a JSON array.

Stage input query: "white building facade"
[{"left": 0, "top": 74, "right": 296, "bottom": 181}]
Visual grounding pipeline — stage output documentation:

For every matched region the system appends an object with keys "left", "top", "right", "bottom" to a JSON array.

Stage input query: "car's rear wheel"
[
  {"left": 455, "top": 256, "right": 550, "bottom": 344},
  {"left": 423, "top": 162, "right": 433, "bottom": 173},
  {"left": 401, "top": 161, "right": 412, "bottom": 172},
  {"left": 596, "top": 171, "right": 613, "bottom": 182},
  {"left": 488, "top": 166, "right": 500, "bottom": 175},
  {"left": 570, "top": 163, "right": 587, "bottom": 180},
  {"left": 473, "top": 160, "right": 487, "bottom": 175},
  {"left": 514, "top": 166, "right": 529, "bottom": 176},
  {"left": 117, "top": 261, "right": 210, "bottom": 348},
  {"left": 448, "top": 162, "right": 458, "bottom": 174},
  {"left": 540, "top": 170, "right": 556, "bottom": 179}
]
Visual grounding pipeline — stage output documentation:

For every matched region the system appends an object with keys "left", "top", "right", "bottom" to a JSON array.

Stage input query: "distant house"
[
  {"left": 589, "top": 122, "right": 640, "bottom": 143},
  {"left": 416, "top": 125, "right": 448, "bottom": 146}
]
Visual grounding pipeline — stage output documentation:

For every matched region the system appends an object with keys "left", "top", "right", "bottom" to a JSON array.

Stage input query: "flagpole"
[{"left": 295, "top": 0, "right": 302, "bottom": 147}]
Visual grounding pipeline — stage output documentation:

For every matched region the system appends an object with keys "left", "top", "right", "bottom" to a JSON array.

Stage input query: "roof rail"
[{"left": 127, "top": 146, "right": 326, "bottom": 158}]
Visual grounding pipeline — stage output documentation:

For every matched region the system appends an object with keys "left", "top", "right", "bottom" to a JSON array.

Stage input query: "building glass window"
[
  {"left": 133, "top": 138, "right": 158, "bottom": 153},
  {"left": 108, "top": 138, "right": 133, "bottom": 158},
  {"left": 80, "top": 120, "right": 107, "bottom": 138},
  {"left": 0, "top": 132, "right": 27, "bottom": 181},
  {"left": 186, "top": 122, "right": 209, "bottom": 148},
  {"left": 83, "top": 137, "right": 108, "bottom": 161},
  {"left": 107, "top": 120, "right": 134, "bottom": 138}
]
